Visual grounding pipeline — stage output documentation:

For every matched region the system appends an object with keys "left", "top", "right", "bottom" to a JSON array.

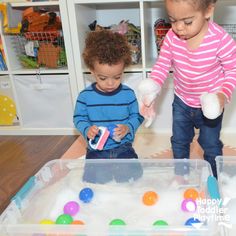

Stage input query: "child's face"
[
  {"left": 165, "top": 0, "right": 214, "bottom": 40},
  {"left": 91, "top": 61, "right": 124, "bottom": 93}
]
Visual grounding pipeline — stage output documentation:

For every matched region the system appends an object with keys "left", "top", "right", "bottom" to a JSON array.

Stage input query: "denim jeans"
[
  {"left": 83, "top": 143, "right": 143, "bottom": 183},
  {"left": 171, "top": 95, "right": 223, "bottom": 178}
]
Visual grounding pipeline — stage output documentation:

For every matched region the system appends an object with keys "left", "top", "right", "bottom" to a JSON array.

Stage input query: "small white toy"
[
  {"left": 138, "top": 79, "right": 161, "bottom": 127},
  {"left": 200, "top": 93, "right": 222, "bottom": 119}
]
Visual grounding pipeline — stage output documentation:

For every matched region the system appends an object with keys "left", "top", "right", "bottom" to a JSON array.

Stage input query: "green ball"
[
  {"left": 109, "top": 219, "right": 126, "bottom": 225},
  {"left": 153, "top": 220, "right": 168, "bottom": 226},
  {"left": 56, "top": 214, "right": 73, "bottom": 224}
]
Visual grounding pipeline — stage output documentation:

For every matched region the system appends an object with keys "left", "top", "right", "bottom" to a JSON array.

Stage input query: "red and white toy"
[{"left": 89, "top": 126, "right": 110, "bottom": 150}]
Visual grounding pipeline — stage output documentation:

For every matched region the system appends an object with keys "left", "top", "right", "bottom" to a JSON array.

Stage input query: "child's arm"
[
  {"left": 138, "top": 30, "right": 173, "bottom": 125},
  {"left": 124, "top": 91, "right": 144, "bottom": 139},
  {"left": 73, "top": 93, "right": 92, "bottom": 139}
]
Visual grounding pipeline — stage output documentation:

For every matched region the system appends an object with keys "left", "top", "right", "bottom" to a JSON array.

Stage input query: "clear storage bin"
[
  {"left": 0, "top": 158, "right": 220, "bottom": 236},
  {"left": 216, "top": 156, "right": 236, "bottom": 236}
]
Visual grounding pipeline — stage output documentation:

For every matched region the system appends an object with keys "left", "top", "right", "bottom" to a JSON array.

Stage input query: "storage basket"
[{"left": 15, "top": 31, "right": 67, "bottom": 69}]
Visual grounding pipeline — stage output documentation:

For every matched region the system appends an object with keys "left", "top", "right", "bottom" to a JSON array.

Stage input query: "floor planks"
[{"left": 0, "top": 135, "right": 78, "bottom": 214}]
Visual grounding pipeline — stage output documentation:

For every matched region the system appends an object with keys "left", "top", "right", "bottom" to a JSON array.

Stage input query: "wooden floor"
[{"left": 0, "top": 135, "right": 78, "bottom": 214}]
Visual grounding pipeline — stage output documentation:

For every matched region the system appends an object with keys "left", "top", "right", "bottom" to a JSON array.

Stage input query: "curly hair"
[
  {"left": 82, "top": 30, "right": 132, "bottom": 70},
  {"left": 166, "top": 0, "right": 217, "bottom": 10}
]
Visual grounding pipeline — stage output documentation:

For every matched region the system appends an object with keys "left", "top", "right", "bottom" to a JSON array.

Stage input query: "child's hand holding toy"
[
  {"left": 138, "top": 79, "right": 161, "bottom": 127},
  {"left": 87, "top": 125, "right": 100, "bottom": 140},
  {"left": 112, "top": 124, "right": 129, "bottom": 142},
  {"left": 88, "top": 124, "right": 129, "bottom": 150},
  {"left": 200, "top": 92, "right": 226, "bottom": 119}
]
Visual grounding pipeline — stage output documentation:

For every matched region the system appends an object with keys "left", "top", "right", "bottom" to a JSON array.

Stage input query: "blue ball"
[
  {"left": 185, "top": 217, "right": 201, "bottom": 226},
  {"left": 79, "top": 187, "right": 94, "bottom": 203}
]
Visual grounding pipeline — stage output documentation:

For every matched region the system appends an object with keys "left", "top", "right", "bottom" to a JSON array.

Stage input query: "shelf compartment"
[
  {"left": 72, "top": 1, "right": 142, "bottom": 72},
  {"left": 13, "top": 74, "right": 73, "bottom": 128},
  {"left": 14, "top": 31, "right": 67, "bottom": 69},
  {"left": 0, "top": 75, "right": 19, "bottom": 126},
  {"left": 142, "top": 1, "right": 168, "bottom": 69}
]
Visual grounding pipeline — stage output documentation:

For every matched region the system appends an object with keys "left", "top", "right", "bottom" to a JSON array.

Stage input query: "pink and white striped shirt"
[{"left": 150, "top": 21, "right": 236, "bottom": 108}]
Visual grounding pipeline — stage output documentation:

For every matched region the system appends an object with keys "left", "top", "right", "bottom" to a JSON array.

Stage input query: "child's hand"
[
  {"left": 113, "top": 124, "right": 129, "bottom": 140},
  {"left": 137, "top": 79, "right": 161, "bottom": 127},
  {"left": 200, "top": 93, "right": 223, "bottom": 119},
  {"left": 217, "top": 92, "right": 226, "bottom": 111},
  {"left": 87, "top": 125, "right": 99, "bottom": 140},
  {"left": 138, "top": 79, "right": 161, "bottom": 107}
]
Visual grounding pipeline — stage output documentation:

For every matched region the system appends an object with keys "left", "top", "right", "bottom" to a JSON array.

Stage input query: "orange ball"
[
  {"left": 142, "top": 191, "right": 158, "bottom": 206},
  {"left": 184, "top": 188, "right": 199, "bottom": 200},
  {"left": 71, "top": 220, "right": 85, "bottom": 225}
]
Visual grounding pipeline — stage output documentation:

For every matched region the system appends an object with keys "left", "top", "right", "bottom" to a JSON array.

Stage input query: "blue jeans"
[
  {"left": 83, "top": 143, "right": 143, "bottom": 183},
  {"left": 171, "top": 95, "right": 223, "bottom": 178}
]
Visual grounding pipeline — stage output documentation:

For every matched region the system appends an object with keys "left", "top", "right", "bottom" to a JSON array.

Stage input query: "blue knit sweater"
[{"left": 73, "top": 83, "right": 144, "bottom": 150}]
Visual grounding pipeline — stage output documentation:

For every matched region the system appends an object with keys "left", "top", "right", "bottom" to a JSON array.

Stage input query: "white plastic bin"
[
  {"left": 216, "top": 156, "right": 236, "bottom": 236},
  {"left": 0, "top": 158, "right": 220, "bottom": 236}
]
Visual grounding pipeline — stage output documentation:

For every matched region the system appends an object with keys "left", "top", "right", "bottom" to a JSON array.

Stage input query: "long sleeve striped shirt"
[
  {"left": 150, "top": 21, "right": 236, "bottom": 107},
  {"left": 73, "top": 83, "right": 144, "bottom": 150}
]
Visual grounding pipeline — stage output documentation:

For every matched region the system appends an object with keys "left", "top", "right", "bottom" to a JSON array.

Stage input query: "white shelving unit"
[
  {"left": 0, "top": 0, "right": 78, "bottom": 135},
  {"left": 1, "top": 0, "right": 236, "bottom": 135}
]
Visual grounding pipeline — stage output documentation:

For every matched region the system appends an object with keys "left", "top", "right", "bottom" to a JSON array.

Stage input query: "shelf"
[
  {"left": 0, "top": 71, "right": 9, "bottom": 75},
  {"left": 11, "top": 68, "right": 69, "bottom": 75},
  {"left": 10, "top": 1, "right": 59, "bottom": 7}
]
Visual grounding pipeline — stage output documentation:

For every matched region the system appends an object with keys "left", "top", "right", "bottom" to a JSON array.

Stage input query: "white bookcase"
[
  {"left": 0, "top": 0, "right": 78, "bottom": 135},
  {"left": 1, "top": 0, "right": 236, "bottom": 135}
]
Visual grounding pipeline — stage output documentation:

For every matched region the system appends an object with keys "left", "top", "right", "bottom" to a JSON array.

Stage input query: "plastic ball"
[
  {"left": 40, "top": 219, "right": 54, "bottom": 224},
  {"left": 153, "top": 220, "right": 168, "bottom": 226},
  {"left": 181, "top": 199, "right": 197, "bottom": 212},
  {"left": 142, "top": 191, "right": 158, "bottom": 206},
  {"left": 56, "top": 214, "right": 73, "bottom": 224},
  {"left": 63, "top": 201, "right": 80, "bottom": 216},
  {"left": 79, "top": 187, "right": 94, "bottom": 203},
  {"left": 109, "top": 219, "right": 126, "bottom": 225},
  {"left": 184, "top": 188, "right": 199, "bottom": 200},
  {"left": 185, "top": 217, "right": 201, "bottom": 226},
  {"left": 71, "top": 220, "right": 85, "bottom": 225}
]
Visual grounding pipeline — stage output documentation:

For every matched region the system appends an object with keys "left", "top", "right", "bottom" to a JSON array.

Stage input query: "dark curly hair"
[
  {"left": 82, "top": 30, "right": 132, "bottom": 70},
  {"left": 166, "top": 0, "right": 217, "bottom": 10}
]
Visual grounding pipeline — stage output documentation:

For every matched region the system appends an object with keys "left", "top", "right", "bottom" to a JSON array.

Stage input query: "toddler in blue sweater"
[{"left": 73, "top": 30, "right": 144, "bottom": 183}]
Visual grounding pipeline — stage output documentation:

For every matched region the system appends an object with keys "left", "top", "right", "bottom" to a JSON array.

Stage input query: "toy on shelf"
[
  {"left": 0, "top": 3, "right": 21, "bottom": 34},
  {"left": 20, "top": 7, "right": 61, "bottom": 34},
  {"left": 14, "top": 7, "right": 66, "bottom": 69},
  {"left": 0, "top": 95, "right": 17, "bottom": 125},
  {"left": 0, "top": 36, "right": 7, "bottom": 71},
  {"left": 154, "top": 18, "right": 171, "bottom": 51}
]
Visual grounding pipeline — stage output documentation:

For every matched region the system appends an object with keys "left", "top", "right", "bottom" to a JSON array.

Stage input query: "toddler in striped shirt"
[{"left": 139, "top": 0, "right": 236, "bottom": 178}]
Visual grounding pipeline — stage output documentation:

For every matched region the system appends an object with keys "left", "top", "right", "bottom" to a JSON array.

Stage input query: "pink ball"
[
  {"left": 181, "top": 199, "right": 197, "bottom": 212},
  {"left": 63, "top": 201, "right": 80, "bottom": 216}
]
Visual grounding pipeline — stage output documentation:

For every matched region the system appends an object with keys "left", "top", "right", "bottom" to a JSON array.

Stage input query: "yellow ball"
[
  {"left": 40, "top": 219, "right": 54, "bottom": 224},
  {"left": 0, "top": 95, "right": 16, "bottom": 125}
]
